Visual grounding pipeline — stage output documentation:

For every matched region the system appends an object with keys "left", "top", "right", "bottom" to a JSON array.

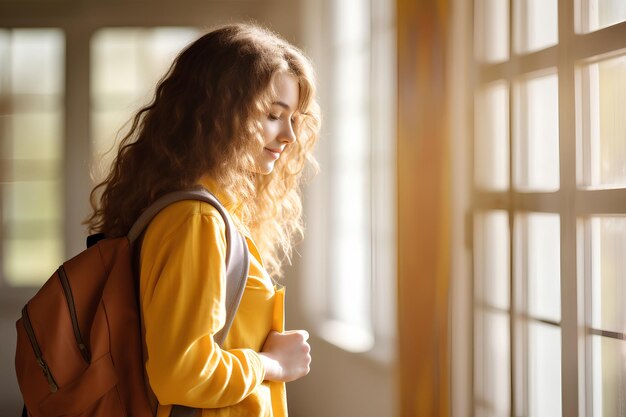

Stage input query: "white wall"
[{"left": 284, "top": 260, "right": 397, "bottom": 417}]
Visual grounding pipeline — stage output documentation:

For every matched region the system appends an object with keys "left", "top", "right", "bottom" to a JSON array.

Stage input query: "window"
[
  {"left": 579, "top": 216, "right": 626, "bottom": 416},
  {"left": 0, "top": 29, "right": 65, "bottom": 287},
  {"left": 91, "top": 28, "right": 199, "bottom": 177},
  {"left": 0, "top": 27, "right": 199, "bottom": 288},
  {"left": 467, "top": 0, "right": 626, "bottom": 416},
  {"left": 302, "top": 0, "right": 396, "bottom": 358}
]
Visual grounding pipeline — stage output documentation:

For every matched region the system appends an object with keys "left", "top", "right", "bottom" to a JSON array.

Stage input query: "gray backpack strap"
[{"left": 128, "top": 187, "right": 249, "bottom": 417}]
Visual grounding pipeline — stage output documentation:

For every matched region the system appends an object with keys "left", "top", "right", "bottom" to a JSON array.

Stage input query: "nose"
[{"left": 279, "top": 122, "right": 297, "bottom": 144}]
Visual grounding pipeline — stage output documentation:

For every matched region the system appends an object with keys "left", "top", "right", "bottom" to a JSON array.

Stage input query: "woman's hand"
[{"left": 258, "top": 330, "right": 311, "bottom": 382}]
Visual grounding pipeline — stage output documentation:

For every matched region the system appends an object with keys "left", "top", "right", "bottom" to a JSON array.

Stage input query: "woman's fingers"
[
  {"left": 284, "top": 329, "right": 309, "bottom": 341},
  {"left": 260, "top": 329, "right": 312, "bottom": 382}
]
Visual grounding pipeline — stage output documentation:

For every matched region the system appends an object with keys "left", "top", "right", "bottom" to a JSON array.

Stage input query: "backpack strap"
[{"left": 128, "top": 186, "right": 250, "bottom": 417}]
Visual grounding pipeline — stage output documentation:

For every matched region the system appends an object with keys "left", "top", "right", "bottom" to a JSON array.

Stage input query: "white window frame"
[{"left": 451, "top": 1, "right": 626, "bottom": 416}]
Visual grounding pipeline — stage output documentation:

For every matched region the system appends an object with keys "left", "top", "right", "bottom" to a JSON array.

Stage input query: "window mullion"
[
  {"left": 558, "top": 0, "right": 580, "bottom": 416},
  {"left": 576, "top": 189, "right": 626, "bottom": 214},
  {"left": 64, "top": 25, "right": 93, "bottom": 258},
  {"left": 572, "top": 23, "right": 626, "bottom": 62},
  {"left": 479, "top": 48, "right": 559, "bottom": 84},
  {"left": 507, "top": 1, "right": 517, "bottom": 415}
]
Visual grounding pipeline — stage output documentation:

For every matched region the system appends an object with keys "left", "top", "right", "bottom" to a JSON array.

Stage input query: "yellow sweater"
[{"left": 139, "top": 177, "right": 287, "bottom": 417}]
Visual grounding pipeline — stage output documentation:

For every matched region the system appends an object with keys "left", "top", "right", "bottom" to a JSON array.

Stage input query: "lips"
[
  {"left": 264, "top": 148, "right": 282, "bottom": 160},
  {"left": 264, "top": 147, "right": 283, "bottom": 154}
]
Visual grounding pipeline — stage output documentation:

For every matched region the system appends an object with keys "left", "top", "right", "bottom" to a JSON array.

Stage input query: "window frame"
[
  {"left": 299, "top": 0, "right": 397, "bottom": 362},
  {"left": 454, "top": 0, "right": 626, "bottom": 416}
]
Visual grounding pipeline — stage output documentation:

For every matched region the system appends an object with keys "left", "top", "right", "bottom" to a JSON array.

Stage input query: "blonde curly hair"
[{"left": 86, "top": 23, "right": 321, "bottom": 278}]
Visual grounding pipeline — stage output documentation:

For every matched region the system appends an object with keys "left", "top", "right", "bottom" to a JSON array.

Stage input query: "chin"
[{"left": 256, "top": 163, "right": 275, "bottom": 175}]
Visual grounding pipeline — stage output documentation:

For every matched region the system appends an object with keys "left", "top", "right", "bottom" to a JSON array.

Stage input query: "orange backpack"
[{"left": 15, "top": 188, "right": 250, "bottom": 417}]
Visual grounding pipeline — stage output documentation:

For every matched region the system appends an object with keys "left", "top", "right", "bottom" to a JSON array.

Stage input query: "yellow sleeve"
[{"left": 140, "top": 204, "right": 265, "bottom": 408}]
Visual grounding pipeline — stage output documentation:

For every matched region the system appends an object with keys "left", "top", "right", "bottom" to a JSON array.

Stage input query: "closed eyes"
[{"left": 268, "top": 113, "right": 297, "bottom": 127}]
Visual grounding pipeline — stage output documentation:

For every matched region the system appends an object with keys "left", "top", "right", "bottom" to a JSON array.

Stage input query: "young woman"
[{"left": 86, "top": 23, "right": 320, "bottom": 416}]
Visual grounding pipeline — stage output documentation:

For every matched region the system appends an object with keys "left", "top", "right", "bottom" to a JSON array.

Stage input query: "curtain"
[{"left": 397, "top": 1, "right": 451, "bottom": 416}]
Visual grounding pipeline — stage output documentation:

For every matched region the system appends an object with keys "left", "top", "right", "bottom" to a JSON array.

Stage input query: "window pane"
[
  {"left": 475, "top": 81, "right": 510, "bottom": 191},
  {"left": 330, "top": 164, "right": 371, "bottom": 329},
  {"left": 3, "top": 181, "right": 62, "bottom": 223},
  {"left": 90, "top": 110, "right": 131, "bottom": 175},
  {"left": 578, "top": 0, "right": 626, "bottom": 33},
  {"left": 92, "top": 28, "right": 197, "bottom": 98},
  {"left": 578, "top": 55, "right": 626, "bottom": 189},
  {"left": 91, "top": 27, "right": 199, "bottom": 175},
  {"left": 10, "top": 29, "right": 64, "bottom": 95},
  {"left": 514, "top": 0, "right": 558, "bottom": 54},
  {"left": 581, "top": 217, "right": 626, "bottom": 416},
  {"left": 4, "top": 238, "right": 63, "bottom": 287},
  {"left": 475, "top": 309, "right": 510, "bottom": 417},
  {"left": 328, "top": 0, "right": 372, "bottom": 339},
  {"left": 1, "top": 29, "right": 64, "bottom": 287},
  {"left": 474, "top": 211, "right": 510, "bottom": 310},
  {"left": 6, "top": 113, "right": 63, "bottom": 160},
  {"left": 515, "top": 213, "right": 561, "bottom": 322},
  {"left": 589, "top": 217, "right": 626, "bottom": 334},
  {"left": 474, "top": 0, "right": 509, "bottom": 63},
  {"left": 514, "top": 72, "right": 560, "bottom": 191},
  {"left": 528, "top": 322, "right": 562, "bottom": 417},
  {"left": 591, "top": 335, "right": 626, "bottom": 417}
]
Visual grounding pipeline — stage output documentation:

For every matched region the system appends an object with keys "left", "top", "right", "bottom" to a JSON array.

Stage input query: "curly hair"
[{"left": 85, "top": 23, "right": 321, "bottom": 278}]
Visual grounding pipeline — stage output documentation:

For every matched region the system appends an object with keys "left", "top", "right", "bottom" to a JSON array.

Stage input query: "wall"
[{"left": 285, "top": 256, "right": 397, "bottom": 417}]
